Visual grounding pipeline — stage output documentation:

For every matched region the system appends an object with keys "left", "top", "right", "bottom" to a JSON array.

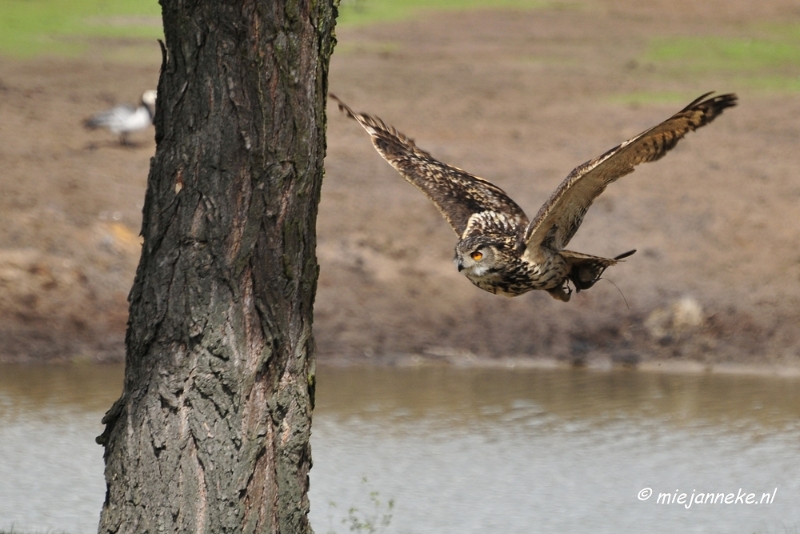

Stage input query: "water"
[
  {"left": 1, "top": 364, "right": 799, "bottom": 534},
  {"left": 0, "top": 365, "right": 122, "bottom": 534}
]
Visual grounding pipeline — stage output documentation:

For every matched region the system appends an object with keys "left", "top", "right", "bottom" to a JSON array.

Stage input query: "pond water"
[{"left": 1, "top": 363, "right": 799, "bottom": 534}]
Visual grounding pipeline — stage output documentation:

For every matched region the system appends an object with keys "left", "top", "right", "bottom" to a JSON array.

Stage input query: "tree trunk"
[{"left": 96, "top": 1, "right": 336, "bottom": 532}]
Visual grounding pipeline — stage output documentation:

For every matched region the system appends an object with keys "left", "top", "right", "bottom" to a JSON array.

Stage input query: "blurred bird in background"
[{"left": 83, "top": 90, "right": 156, "bottom": 146}]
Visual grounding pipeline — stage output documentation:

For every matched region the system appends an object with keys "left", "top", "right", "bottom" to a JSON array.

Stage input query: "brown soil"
[{"left": 1, "top": 0, "right": 799, "bottom": 365}]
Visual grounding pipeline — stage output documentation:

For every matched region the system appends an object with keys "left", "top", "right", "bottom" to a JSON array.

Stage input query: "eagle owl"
[{"left": 331, "top": 92, "right": 737, "bottom": 302}]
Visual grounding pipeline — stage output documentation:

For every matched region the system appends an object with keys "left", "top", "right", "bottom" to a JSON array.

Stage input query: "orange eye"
[{"left": 471, "top": 251, "right": 483, "bottom": 261}]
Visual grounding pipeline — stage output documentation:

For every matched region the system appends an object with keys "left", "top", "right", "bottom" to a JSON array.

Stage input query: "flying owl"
[{"left": 331, "top": 92, "right": 737, "bottom": 302}]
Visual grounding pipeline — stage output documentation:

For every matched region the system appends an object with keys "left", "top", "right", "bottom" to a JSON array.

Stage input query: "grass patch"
[
  {"left": 337, "top": 0, "right": 553, "bottom": 27},
  {"left": 608, "top": 91, "right": 703, "bottom": 106},
  {"left": 0, "top": 0, "right": 162, "bottom": 57},
  {"left": 645, "top": 35, "right": 800, "bottom": 72},
  {"left": 333, "top": 40, "right": 401, "bottom": 56},
  {"left": 639, "top": 26, "right": 800, "bottom": 94},
  {"left": 739, "top": 75, "right": 800, "bottom": 93},
  {"left": 0, "top": 0, "right": 554, "bottom": 58}
]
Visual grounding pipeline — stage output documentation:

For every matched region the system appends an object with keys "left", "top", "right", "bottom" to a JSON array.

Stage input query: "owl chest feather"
[{"left": 465, "top": 248, "right": 569, "bottom": 297}]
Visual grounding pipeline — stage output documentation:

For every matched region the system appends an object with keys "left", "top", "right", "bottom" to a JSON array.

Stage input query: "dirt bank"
[{"left": 1, "top": 0, "right": 799, "bottom": 365}]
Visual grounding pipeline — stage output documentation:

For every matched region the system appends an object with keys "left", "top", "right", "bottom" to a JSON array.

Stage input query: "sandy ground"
[{"left": 1, "top": 0, "right": 799, "bottom": 365}]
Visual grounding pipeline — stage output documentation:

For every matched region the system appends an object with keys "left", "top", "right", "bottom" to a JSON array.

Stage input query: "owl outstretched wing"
[
  {"left": 524, "top": 92, "right": 738, "bottom": 251},
  {"left": 331, "top": 94, "right": 529, "bottom": 237}
]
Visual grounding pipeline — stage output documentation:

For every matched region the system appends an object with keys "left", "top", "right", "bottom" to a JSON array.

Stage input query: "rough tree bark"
[{"left": 96, "top": 1, "right": 337, "bottom": 532}]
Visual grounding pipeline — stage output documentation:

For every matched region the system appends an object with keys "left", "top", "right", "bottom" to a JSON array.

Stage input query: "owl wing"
[
  {"left": 524, "top": 92, "right": 737, "bottom": 251},
  {"left": 331, "top": 94, "right": 529, "bottom": 237}
]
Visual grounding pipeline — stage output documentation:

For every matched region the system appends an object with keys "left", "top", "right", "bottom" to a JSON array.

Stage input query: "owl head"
[{"left": 453, "top": 236, "right": 510, "bottom": 279}]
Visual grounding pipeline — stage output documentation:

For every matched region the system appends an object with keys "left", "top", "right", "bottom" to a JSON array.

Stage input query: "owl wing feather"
[
  {"left": 524, "top": 92, "right": 738, "bottom": 251},
  {"left": 331, "top": 94, "right": 529, "bottom": 237}
]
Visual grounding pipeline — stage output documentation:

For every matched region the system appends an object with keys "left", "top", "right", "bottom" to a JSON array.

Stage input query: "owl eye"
[{"left": 471, "top": 251, "right": 483, "bottom": 261}]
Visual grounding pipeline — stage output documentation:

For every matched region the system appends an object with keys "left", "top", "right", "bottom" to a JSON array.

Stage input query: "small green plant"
[{"left": 327, "top": 478, "right": 395, "bottom": 534}]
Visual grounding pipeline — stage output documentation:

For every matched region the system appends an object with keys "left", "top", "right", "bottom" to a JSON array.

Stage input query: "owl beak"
[{"left": 456, "top": 260, "right": 464, "bottom": 272}]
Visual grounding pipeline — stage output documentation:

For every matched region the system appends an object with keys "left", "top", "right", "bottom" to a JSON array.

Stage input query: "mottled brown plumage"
[{"left": 331, "top": 92, "right": 737, "bottom": 301}]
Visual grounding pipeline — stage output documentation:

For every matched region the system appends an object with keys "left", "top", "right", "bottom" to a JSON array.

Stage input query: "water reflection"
[
  {"left": 0, "top": 363, "right": 124, "bottom": 416},
  {"left": 312, "top": 367, "right": 800, "bottom": 534},
  {"left": 314, "top": 366, "right": 800, "bottom": 430},
  {"left": 1, "top": 364, "right": 798, "bottom": 534},
  {"left": 0, "top": 364, "right": 123, "bottom": 534}
]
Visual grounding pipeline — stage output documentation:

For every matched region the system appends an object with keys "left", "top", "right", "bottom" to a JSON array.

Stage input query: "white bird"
[{"left": 84, "top": 90, "right": 157, "bottom": 145}]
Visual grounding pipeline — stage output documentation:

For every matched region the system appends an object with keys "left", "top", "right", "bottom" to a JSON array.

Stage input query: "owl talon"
[{"left": 547, "top": 285, "right": 572, "bottom": 302}]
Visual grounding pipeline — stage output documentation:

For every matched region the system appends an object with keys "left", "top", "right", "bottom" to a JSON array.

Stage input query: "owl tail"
[{"left": 561, "top": 249, "right": 636, "bottom": 292}]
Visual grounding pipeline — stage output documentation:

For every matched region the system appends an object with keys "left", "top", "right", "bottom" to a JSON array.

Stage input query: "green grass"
[
  {"left": 743, "top": 75, "right": 800, "bottom": 93},
  {"left": 0, "top": 0, "right": 557, "bottom": 58},
  {"left": 333, "top": 40, "right": 401, "bottom": 55},
  {"left": 0, "top": 0, "right": 162, "bottom": 57},
  {"left": 638, "top": 26, "right": 800, "bottom": 94},
  {"left": 608, "top": 91, "right": 703, "bottom": 106},
  {"left": 336, "top": 0, "right": 552, "bottom": 27},
  {"left": 645, "top": 34, "right": 800, "bottom": 71}
]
